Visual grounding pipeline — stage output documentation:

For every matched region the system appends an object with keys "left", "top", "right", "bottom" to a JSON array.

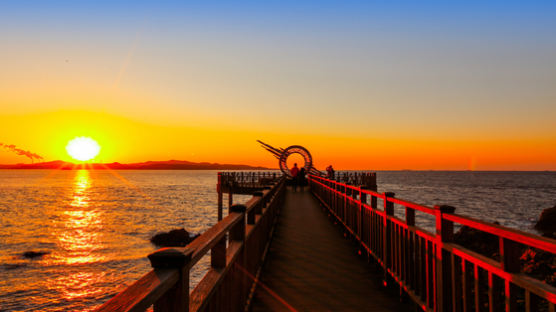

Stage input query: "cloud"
[{"left": 0, "top": 143, "right": 44, "bottom": 163}]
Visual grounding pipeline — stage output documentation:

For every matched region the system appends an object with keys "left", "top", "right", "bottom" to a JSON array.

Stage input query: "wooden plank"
[
  {"left": 500, "top": 237, "right": 521, "bottom": 272},
  {"left": 420, "top": 236, "right": 427, "bottom": 302},
  {"left": 95, "top": 269, "right": 180, "bottom": 312},
  {"left": 426, "top": 239, "right": 431, "bottom": 308},
  {"left": 154, "top": 267, "right": 189, "bottom": 312},
  {"left": 217, "top": 173, "right": 223, "bottom": 221},
  {"left": 488, "top": 272, "right": 494, "bottom": 312},
  {"left": 435, "top": 205, "right": 456, "bottom": 312},
  {"left": 251, "top": 188, "right": 410, "bottom": 311},
  {"left": 190, "top": 268, "right": 226, "bottom": 312},
  {"left": 474, "top": 265, "right": 479, "bottom": 312},
  {"left": 513, "top": 274, "right": 556, "bottom": 305},
  {"left": 451, "top": 254, "right": 462, "bottom": 312},
  {"left": 211, "top": 236, "right": 226, "bottom": 268},
  {"left": 462, "top": 260, "right": 472, "bottom": 312},
  {"left": 383, "top": 192, "right": 395, "bottom": 285},
  {"left": 189, "top": 213, "right": 243, "bottom": 264}
]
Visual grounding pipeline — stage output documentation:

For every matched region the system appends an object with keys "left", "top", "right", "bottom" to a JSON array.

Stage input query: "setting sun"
[{"left": 66, "top": 137, "right": 101, "bottom": 162}]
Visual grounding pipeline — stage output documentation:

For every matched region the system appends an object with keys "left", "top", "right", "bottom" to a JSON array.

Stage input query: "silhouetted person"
[
  {"left": 326, "top": 165, "right": 335, "bottom": 179},
  {"left": 290, "top": 163, "right": 299, "bottom": 191},
  {"left": 297, "top": 167, "right": 307, "bottom": 191}
]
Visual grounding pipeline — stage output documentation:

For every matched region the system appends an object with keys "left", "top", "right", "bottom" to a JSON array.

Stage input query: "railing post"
[
  {"left": 212, "top": 236, "right": 226, "bottom": 269},
  {"left": 342, "top": 183, "right": 348, "bottom": 222},
  {"left": 383, "top": 192, "right": 395, "bottom": 286},
  {"left": 261, "top": 187, "right": 271, "bottom": 208},
  {"left": 335, "top": 182, "right": 341, "bottom": 216},
  {"left": 217, "top": 172, "right": 223, "bottom": 221},
  {"left": 229, "top": 204, "right": 247, "bottom": 307},
  {"left": 329, "top": 180, "right": 334, "bottom": 211},
  {"left": 253, "top": 191, "right": 263, "bottom": 211},
  {"left": 405, "top": 206, "right": 415, "bottom": 227},
  {"left": 350, "top": 185, "right": 358, "bottom": 234},
  {"left": 366, "top": 173, "right": 377, "bottom": 191},
  {"left": 215, "top": 175, "right": 229, "bottom": 269},
  {"left": 405, "top": 206, "right": 415, "bottom": 298},
  {"left": 434, "top": 205, "right": 456, "bottom": 312},
  {"left": 228, "top": 174, "right": 234, "bottom": 213},
  {"left": 249, "top": 192, "right": 263, "bottom": 224},
  {"left": 359, "top": 187, "right": 368, "bottom": 242},
  {"left": 345, "top": 183, "right": 352, "bottom": 230},
  {"left": 371, "top": 189, "right": 378, "bottom": 211},
  {"left": 500, "top": 237, "right": 521, "bottom": 311},
  {"left": 148, "top": 248, "right": 194, "bottom": 312},
  {"left": 230, "top": 204, "right": 246, "bottom": 241}
]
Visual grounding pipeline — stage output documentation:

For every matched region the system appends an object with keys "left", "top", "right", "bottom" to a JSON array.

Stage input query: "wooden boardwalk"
[
  {"left": 251, "top": 188, "right": 410, "bottom": 311},
  {"left": 98, "top": 172, "right": 556, "bottom": 312}
]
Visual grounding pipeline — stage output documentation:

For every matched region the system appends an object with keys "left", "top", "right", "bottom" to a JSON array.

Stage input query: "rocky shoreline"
[{"left": 453, "top": 205, "right": 556, "bottom": 287}]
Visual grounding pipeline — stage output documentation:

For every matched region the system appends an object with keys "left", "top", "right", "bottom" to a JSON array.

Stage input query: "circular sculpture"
[{"left": 279, "top": 145, "right": 313, "bottom": 177}]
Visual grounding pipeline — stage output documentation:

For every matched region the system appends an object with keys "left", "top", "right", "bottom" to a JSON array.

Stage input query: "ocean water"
[
  {"left": 0, "top": 170, "right": 554, "bottom": 311},
  {"left": 375, "top": 171, "right": 556, "bottom": 232}
]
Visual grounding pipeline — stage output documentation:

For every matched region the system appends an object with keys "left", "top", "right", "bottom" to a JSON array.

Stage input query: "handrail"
[
  {"left": 443, "top": 213, "right": 556, "bottom": 254},
  {"left": 96, "top": 268, "right": 181, "bottom": 312},
  {"left": 95, "top": 176, "right": 286, "bottom": 312},
  {"left": 309, "top": 174, "right": 556, "bottom": 312},
  {"left": 188, "top": 211, "right": 244, "bottom": 265}
]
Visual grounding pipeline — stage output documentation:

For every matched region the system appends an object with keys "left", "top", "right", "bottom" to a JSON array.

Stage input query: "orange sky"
[
  {"left": 0, "top": 110, "right": 554, "bottom": 170},
  {"left": 1, "top": 2, "right": 555, "bottom": 170}
]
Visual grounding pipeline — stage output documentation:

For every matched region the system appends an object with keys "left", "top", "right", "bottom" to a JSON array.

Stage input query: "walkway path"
[{"left": 250, "top": 188, "right": 410, "bottom": 311}]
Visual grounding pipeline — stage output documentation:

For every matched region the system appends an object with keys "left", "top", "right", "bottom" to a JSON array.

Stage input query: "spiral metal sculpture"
[{"left": 257, "top": 140, "right": 321, "bottom": 177}]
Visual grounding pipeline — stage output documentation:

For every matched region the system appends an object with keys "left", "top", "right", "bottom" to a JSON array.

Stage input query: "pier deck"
[
  {"left": 98, "top": 172, "right": 556, "bottom": 312},
  {"left": 251, "top": 188, "right": 409, "bottom": 311}
]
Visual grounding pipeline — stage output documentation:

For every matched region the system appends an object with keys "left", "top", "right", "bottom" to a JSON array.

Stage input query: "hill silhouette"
[{"left": 0, "top": 160, "right": 270, "bottom": 170}]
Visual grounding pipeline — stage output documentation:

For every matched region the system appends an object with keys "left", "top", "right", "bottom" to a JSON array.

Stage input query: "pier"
[
  {"left": 249, "top": 185, "right": 408, "bottom": 311},
  {"left": 96, "top": 171, "right": 556, "bottom": 312}
]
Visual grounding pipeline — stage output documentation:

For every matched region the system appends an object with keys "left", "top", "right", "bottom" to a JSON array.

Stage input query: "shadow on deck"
[{"left": 251, "top": 188, "right": 411, "bottom": 311}]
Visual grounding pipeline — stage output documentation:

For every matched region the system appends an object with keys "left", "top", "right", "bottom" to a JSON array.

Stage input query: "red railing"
[
  {"left": 309, "top": 174, "right": 556, "bottom": 312},
  {"left": 219, "top": 171, "right": 280, "bottom": 189}
]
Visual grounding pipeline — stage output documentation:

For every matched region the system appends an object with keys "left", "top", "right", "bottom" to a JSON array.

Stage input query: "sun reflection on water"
[
  {"left": 54, "top": 170, "right": 106, "bottom": 265},
  {"left": 47, "top": 170, "right": 108, "bottom": 304},
  {"left": 51, "top": 271, "right": 107, "bottom": 301}
]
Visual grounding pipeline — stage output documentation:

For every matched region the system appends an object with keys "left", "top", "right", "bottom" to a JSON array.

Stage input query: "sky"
[{"left": 1, "top": 1, "right": 555, "bottom": 170}]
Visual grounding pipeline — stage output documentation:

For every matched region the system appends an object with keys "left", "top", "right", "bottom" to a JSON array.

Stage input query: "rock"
[
  {"left": 21, "top": 251, "right": 49, "bottom": 259},
  {"left": 453, "top": 224, "right": 500, "bottom": 260},
  {"left": 520, "top": 248, "right": 556, "bottom": 287},
  {"left": 454, "top": 211, "right": 556, "bottom": 288},
  {"left": 534, "top": 205, "right": 556, "bottom": 238},
  {"left": 150, "top": 228, "right": 200, "bottom": 247},
  {"left": 2, "top": 263, "right": 26, "bottom": 270}
]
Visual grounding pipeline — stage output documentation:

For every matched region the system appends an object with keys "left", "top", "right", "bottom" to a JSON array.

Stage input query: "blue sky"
[{"left": 1, "top": 1, "right": 555, "bottom": 169}]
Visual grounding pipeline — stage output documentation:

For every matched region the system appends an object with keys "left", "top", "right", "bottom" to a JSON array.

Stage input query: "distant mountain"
[{"left": 0, "top": 160, "right": 271, "bottom": 170}]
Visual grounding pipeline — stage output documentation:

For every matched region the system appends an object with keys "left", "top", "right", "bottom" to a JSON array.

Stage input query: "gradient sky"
[{"left": 1, "top": 1, "right": 555, "bottom": 170}]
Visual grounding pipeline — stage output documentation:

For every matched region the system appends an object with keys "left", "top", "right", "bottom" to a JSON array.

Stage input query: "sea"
[{"left": 0, "top": 170, "right": 554, "bottom": 311}]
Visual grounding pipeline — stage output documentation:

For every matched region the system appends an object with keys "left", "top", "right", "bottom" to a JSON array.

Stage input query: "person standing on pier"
[
  {"left": 297, "top": 167, "right": 307, "bottom": 191},
  {"left": 326, "top": 165, "right": 335, "bottom": 179},
  {"left": 290, "top": 163, "right": 299, "bottom": 191}
]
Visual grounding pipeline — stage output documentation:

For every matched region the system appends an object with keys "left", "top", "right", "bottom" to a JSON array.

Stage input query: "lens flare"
[{"left": 66, "top": 137, "right": 100, "bottom": 161}]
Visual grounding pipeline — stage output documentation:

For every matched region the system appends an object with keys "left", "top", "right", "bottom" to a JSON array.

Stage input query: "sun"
[{"left": 66, "top": 137, "right": 101, "bottom": 162}]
